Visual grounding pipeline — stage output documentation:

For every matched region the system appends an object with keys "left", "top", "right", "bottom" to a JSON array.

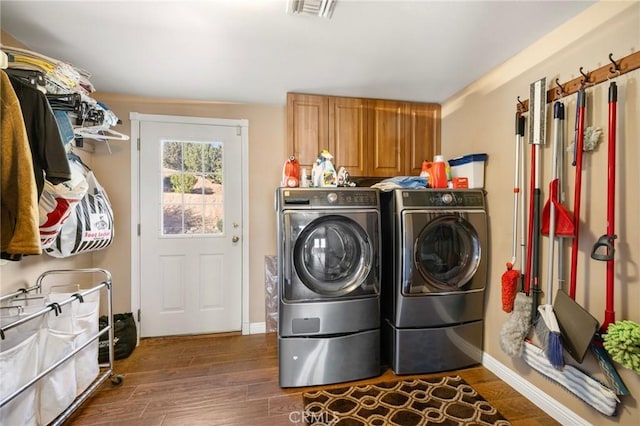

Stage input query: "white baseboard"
[
  {"left": 482, "top": 352, "right": 590, "bottom": 426},
  {"left": 248, "top": 322, "right": 266, "bottom": 335}
]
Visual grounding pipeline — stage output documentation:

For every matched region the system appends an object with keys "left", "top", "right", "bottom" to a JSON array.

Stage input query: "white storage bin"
[{"left": 448, "top": 153, "right": 488, "bottom": 188}]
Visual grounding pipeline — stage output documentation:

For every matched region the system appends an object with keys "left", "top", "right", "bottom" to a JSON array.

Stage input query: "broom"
[{"left": 534, "top": 101, "right": 565, "bottom": 369}]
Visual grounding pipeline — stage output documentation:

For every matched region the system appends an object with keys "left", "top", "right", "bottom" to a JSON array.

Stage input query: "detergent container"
[
  {"left": 281, "top": 155, "right": 300, "bottom": 187},
  {"left": 420, "top": 156, "right": 448, "bottom": 188}
]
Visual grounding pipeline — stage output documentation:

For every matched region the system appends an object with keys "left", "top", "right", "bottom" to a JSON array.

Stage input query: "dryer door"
[
  {"left": 283, "top": 211, "right": 379, "bottom": 301},
  {"left": 402, "top": 211, "right": 487, "bottom": 294}
]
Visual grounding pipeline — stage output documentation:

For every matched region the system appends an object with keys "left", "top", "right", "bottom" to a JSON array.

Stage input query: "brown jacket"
[{"left": 1, "top": 70, "right": 41, "bottom": 256}]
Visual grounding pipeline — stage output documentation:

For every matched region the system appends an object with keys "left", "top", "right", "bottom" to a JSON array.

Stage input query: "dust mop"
[
  {"left": 522, "top": 340, "right": 619, "bottom": 416},
  {"left": 500, "top": 113, "right": 532, "bottom": 357},
  {"left": 501, "top": 113, "right": 524, "bottom": 313}
]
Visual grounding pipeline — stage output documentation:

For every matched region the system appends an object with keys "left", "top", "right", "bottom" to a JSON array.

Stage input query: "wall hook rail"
[
  {"left": 517, "top": 96, "right": 526, "bottom": 113},
  {"left": 515, "top": 50, "right": 640, "bottom": 112}
]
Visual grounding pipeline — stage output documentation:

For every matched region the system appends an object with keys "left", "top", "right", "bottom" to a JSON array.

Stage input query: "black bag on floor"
[{"left": 98, "top": 313, "right": 137, "bottom": 363}]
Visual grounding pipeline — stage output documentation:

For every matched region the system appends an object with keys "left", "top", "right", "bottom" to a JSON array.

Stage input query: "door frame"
[{"left": 129, "top": 112, "right": 250, "bottom": 339}]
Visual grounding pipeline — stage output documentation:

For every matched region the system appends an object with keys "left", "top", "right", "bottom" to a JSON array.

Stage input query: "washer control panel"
[{"left": 280, "top": 188, "right": 379, "bottom": 208}]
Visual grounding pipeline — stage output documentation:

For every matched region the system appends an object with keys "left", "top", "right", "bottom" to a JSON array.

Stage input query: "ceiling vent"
[{"left": 287, "top": 0, "right": 337, "bottom": 19}]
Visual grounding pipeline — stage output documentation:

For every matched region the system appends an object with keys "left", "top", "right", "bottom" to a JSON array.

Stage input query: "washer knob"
[
  {"left": 327, "top": 192, "right": 338, "bottom": 203},
  {"left": 441, "top": 193, "right": 453, "bottom": 204}
]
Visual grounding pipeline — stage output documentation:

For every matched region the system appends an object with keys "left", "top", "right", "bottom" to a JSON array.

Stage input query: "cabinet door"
[
  {"left": 328, "top": 96, "right": 367, "bottom": 176},
  {"left": 367, "top": 100, "right": 407, "bottom": 177},
  {"left": 407, "top": 103, "right": 441, "bottom": 176},
  {"left": 287, "top": 93, "right": 328, "bottom": 167}
]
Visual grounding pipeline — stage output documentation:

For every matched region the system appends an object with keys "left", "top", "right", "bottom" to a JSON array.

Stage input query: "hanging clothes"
[
  {"left": 7, "top": 72, "right": 71, "bottom": 198},
  {"left": 1, "top": 70, "right": 41, "bottom": 258}
]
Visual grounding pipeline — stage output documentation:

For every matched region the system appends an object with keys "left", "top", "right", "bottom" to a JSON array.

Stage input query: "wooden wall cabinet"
[
  {"left": 286, "top": 93, "right": 328, "bottom": 167},
  {"left": 287, "top": 92, "right": 440, "bottom": 177}
]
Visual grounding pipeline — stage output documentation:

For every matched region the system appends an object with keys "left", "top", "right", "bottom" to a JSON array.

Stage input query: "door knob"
[{"left": 232, "top": 235, "right": 240, "bottom": 243}]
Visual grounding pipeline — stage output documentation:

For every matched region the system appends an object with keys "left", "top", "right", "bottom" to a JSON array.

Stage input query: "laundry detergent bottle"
[
  {"left": 430, "top": 155, "right": 448, "bottom": 188},
  {"left": 281, "top": 155, "right": 300, "bottom": 187}
]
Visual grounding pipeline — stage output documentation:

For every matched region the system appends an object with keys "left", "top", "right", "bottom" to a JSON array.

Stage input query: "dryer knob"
[
  {"left": 442, "top": 193, "right": 454, "bottom": 204},
  {"left": 327, "top": 192, "right": 338, "bottom": 203}
]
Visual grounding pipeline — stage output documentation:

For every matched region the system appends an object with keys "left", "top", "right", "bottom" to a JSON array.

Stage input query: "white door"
[{"left": 137, "top": 118, "right": 244, "bottom": 337}]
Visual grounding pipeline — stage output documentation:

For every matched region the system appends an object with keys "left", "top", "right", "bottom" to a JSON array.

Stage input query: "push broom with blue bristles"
[{"left": 536, "top": 100, "right": 570, "bottom": 369}]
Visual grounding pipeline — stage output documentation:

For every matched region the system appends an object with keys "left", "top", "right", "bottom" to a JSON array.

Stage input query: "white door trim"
[{"left": 130, "top": 112, "right": 251, "bottom": 339}]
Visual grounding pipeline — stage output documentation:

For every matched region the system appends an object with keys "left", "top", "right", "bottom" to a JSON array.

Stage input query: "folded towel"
[{"left": 371, "top": 176, "right": 427, "bottom": 191}]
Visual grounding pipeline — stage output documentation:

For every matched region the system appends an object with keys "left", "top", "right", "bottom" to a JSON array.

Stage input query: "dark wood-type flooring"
[{"left": 67, "top": 333, "right": 559, "bottom": 425}]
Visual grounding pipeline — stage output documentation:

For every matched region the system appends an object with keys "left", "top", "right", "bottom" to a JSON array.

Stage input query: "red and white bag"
[
  {"left": 46, "top": 154, "right": 114, "bottom": 258},
  {"left": 39, "top": 161, "right": 89, "bottom": 249}
]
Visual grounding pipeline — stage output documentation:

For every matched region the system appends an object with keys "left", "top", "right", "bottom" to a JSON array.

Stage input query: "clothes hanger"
[{"left": 74, "top": 125, "right": 129, "bottom": 141}]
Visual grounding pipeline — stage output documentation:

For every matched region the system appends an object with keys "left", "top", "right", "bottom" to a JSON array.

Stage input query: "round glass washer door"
[
  {"left": 414, "top": 215, "right": 481, "bottom": 290},
  {"left": 293, "top": 215, "right": 373, "bottom": 296}
]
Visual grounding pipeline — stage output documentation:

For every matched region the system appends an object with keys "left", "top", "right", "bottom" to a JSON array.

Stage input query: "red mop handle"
[
  {"left": 569, "top": 89, "right": 586, "bottom": 299},
  {"left": 603, "top": 82, "right": 618, "bottom": 330}
]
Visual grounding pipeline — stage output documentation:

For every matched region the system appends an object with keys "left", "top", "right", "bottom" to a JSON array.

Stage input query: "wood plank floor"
[{"left": 67, "top": 333, "right": 559, "bottom": 425}]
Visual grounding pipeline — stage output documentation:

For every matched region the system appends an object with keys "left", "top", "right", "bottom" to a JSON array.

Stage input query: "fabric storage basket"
[
  {"left": 37, "top": 328, "right": 79, "bottom": 425},
  {"left": 47, "top": 291, "right": 100, "bottom": 396},
  {"left": 0, "top": 318, "right": 41, "bottom": 426}
]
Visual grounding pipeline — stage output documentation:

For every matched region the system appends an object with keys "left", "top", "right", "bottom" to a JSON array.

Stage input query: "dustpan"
[{"left": 541, "top": 179, "right": 574, "bottom": 236}]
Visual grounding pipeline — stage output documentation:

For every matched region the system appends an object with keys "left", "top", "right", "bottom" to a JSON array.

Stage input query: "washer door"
[
  {"left": 283, "top": 211, "right": 379, "bottom": 301},
  {"left": 403, "top": 212, "right": 486, "bottom": 294}
]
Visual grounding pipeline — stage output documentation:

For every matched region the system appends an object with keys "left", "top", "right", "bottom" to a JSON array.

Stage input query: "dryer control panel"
[{"left": 399, "top": 189, "right": 485, "bottom": 209}]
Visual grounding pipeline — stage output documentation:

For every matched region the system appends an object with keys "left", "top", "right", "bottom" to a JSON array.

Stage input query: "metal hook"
[
  {"left": 517, "top": 96, "right": 525, "bottom": 112},
  {"left": 579, "top": 67, "right": 590, "bottom": 86},
  {"left": 608, "top": 53, "right": 621, "bottom": 79},
  {"left": 608, "top": 53, "right": 620, "bottom": 73},
  {"left": 555, "top": 78, "right": 566, "bottom": 97}
]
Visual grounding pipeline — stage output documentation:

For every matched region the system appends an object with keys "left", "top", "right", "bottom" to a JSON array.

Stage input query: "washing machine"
[
  {"left": 381, "top": 189, "right": 487, "bottom": 374},
  {"left": 276, "top": 187, "right": 381, "bottom": 387}
]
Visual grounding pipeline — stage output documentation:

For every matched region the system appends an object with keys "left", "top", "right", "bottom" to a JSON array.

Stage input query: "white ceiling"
[{"left": 1, "top": 0, "right": 595, "bottom": 106}]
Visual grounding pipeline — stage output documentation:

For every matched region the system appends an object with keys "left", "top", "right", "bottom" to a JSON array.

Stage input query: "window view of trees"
[{"left": 162, "top": 141, "right": 224, "bottom": 235}]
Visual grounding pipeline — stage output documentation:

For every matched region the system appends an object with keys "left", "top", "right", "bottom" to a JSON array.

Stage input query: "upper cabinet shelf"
[{"left": 287, "top": 93, "right": 440, "bottom": 177}]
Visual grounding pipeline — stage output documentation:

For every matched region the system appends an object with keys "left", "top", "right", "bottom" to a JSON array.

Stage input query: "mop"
[
  {"left": 588, "top": 80, "right": 630, "bottom": 395},
  {"left": 500, "top": 112, "right": 532, "bottom": 357}
]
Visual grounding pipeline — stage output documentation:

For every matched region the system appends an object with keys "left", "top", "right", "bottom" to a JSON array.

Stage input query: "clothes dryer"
[
  {"left": 276, "top": 187, "right": 381, "bottom": 387},
  {"left": 381, "top": 189, "right": 487, "bottom": 374}
]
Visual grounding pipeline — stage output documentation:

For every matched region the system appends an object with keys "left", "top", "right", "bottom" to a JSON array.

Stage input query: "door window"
[{"left": 161, "top": 140, "right": 223, "bottom": 235}]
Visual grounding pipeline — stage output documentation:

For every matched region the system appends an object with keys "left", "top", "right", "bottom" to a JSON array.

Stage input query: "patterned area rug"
[{"left": 302, "top": 375, "right": 511, "bottom": 425}]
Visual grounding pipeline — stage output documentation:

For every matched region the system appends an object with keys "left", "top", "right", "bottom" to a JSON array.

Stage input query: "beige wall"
[
  {"left": 82, "top": 95, "right": 286, "bottom": 322},
  {"left": 442, "top": 2, "right": 639, "bottom": 424}
]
